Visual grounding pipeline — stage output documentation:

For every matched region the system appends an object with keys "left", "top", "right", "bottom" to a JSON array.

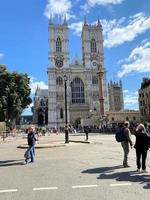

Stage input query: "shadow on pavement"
[
  {"left": 82, "top": 165, "right": 150, "bottom": 189},
  {"left": 82, "top": 165, "right": 123, "bottom": 174},
  {"left": 0, "top": 159, "right": 25, "bottom": 167}
]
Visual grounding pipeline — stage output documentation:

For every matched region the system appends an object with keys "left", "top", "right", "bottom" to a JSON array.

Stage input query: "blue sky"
[{"left": 0, "top": 0, "right": 150, "bottom": 115}]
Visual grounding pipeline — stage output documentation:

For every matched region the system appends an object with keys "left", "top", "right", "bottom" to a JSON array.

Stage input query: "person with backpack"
[
  {"left": 134, "top": 123, "right": 150, "bottom": 173},
  {"left": 24, "top": 126, "right": 37, "bottom": 164},
  {"left": 121, "top": 121, "right": 133, "bottom": 168}
]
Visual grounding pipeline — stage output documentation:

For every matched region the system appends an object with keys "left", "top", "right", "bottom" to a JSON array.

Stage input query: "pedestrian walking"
[
  {"left": 24, "top": 126, "right": 36, "bottom": 164},
  {"left": 134, "top": 123, "right": 150, "bottom": 173},
  {"left": 121, "top": 121, "right": 133, "bottom": 167},
  {"left": 84, "top": 126, "right": 89, "bottom": 141}
]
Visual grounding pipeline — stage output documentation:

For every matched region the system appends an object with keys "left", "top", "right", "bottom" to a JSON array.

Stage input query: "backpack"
[{"left": 115, "top": 127, "right": 126, "bottom": 142}]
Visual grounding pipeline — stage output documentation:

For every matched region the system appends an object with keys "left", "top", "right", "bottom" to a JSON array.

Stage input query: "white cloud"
[
  {"left": 81, "top": 0, "right": 124, "bottom": 12},
  {"left": 69, "top": 20, "right": 100, "bottom": 36},
  {"left": 69, "top": 21, "right": 83, "bottom": 36},
  {"left": 69, "top": 13, "right": 150, "bottom": 49},
  {"left": 0, "top": 53, "right": 4, "bottom": 58},
  {"left": 88, "top": 0, "right": 124, "bottom": 6},
  {"left": 22, "top": 103, "right": 34, "bottom": 116},
  {"left": 123, "top": 89, "right": 129, "bottom": 94},
  {"left": 28, "top": 102, "right": 34, "bottom": 108},
  {"left": 103, "top": 13, "right": 150, "bottom": 48},
  {"left": 123, "top": 90, "right": 139, "bottom": 109},
  {"left": 29, "top": 77, "right": 48, "bottom": 95},
  {"left": 118, "top": 40, "right": 150, "bottom": 77},
  {"left": 44, "top": 0, "right": 75, "bottom": 20}
]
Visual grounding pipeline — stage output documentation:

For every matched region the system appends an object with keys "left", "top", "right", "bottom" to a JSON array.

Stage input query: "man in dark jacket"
[
  {"left": 84, "top": 126, "right": 90, "bottom": 141},
  {"left": 25, "top": 126, "right": 36, "bottom": 163},
  {"left": 121, "top": 121, "right": 133, "bottom": 167}
]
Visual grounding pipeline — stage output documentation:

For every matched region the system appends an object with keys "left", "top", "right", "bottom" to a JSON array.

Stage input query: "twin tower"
[{"left": 47, "top": 17, "right": 108, "bottom": 128}]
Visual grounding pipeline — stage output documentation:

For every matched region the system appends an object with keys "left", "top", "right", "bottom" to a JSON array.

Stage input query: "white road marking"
[
  {"left": 0, "top": 189, "right": 18, "bottom": 193},
  {"left": 72, "top": 185, "right": 98, "bottom": 189},
  {"left": 33, "top": 187, "right": 58, "bottom": 191},
  {"left": 110, "top": 183, "right": 131, "bottom": 187}
]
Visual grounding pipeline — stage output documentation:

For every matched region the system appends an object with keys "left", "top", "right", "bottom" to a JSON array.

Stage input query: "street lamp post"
[
  {"left": 3, "top": 108, "right": 7, "bottom": 141},
  {"left": 3, "top": 86, "right": 9, "bottom": 140},
  {"left": 64, "top": 75, "right": 69, "bottom": 143},
  {"left": 0, "top": 70, "right": 9, "bottom": 141}
]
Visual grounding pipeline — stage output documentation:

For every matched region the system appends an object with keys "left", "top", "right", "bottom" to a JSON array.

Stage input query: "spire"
[
  {"left": 84, "top": 16, "right": 88, "bottom": 26},
  {"left": 98, "top": 16, "right": 100, "bottom": 25},
  {"left": 35, "top": 85, "right": 40, "bottom": 96},
  {"left": 119, "top": 80, "right": 122, "bottom": 87},
  {"left": 74, "top": 52, "right": 80, "bottom": 65},
  {"left": 36, "top": 85, "right": 38, "bottom": 90},
  {"left": 63, "top": 14, "right": 67, "bottom": 25},
  {"left": 97, "top": 16, "right": 102, "bottom": 28}
]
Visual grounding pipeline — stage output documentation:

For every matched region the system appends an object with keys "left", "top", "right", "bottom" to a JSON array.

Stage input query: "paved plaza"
[{"left": 0, "top": 133, "right": 150, "bottom": 200}]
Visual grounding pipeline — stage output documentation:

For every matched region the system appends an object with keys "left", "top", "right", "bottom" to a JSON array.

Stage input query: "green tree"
[{"left": 0, "top": 64, "right": 32, "bottom": 123}]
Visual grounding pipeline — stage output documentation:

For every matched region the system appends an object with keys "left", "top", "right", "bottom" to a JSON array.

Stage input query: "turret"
[
  {"left": 49, "top": 14, "right": 53, "bottom": 25},
  {"left": 63, "top": 15, "right": 67, "bottom": 25}
]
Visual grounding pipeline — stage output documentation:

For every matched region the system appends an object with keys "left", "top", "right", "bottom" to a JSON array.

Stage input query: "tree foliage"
[{"left": 0, "top": 64, "right": 32, "bottom": 122}]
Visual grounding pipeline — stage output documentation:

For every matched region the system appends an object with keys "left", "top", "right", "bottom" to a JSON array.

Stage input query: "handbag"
[{"left": 24, "top": 150, "right": 31, "bottom": 159}]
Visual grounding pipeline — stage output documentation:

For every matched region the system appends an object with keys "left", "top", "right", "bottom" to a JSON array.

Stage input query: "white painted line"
[
  {"left": 72, "top": 185, "right": 98, "bottom": 189},
  {"left": 33, "top": 187, "right": 58, "bottom": 191},
  {"left": 110, "top": 183, "right": 131, "bottom": 187},
  {"left": 0, "top": 189, "right": 18, "bottom": 193}
]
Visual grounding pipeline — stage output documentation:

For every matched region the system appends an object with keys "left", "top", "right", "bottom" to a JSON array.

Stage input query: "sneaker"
[
  {"left": 29, "top": 160, "right": 34, "bottom": 163},
  {"left": 141, "top": 170, "right": 148, "bottom": 173},
  {"left": 23, "top": 161, "right": 28, "bottom": 165},
  {"left": 123, "top": 164, "right": 130, "bottom": 168}
]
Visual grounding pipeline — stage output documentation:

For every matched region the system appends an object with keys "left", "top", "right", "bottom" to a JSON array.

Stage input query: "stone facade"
[
  {"left": 47, "top": 17, "right": 108, "bottom": 128},
  {"left": 32, "top": 87, "right": 48, "bottom": 126},
  {"left": 138, "top": 77, "right": 150, "bottom": 122},
  {"left": 106, "top": 110, "right": 140, "bottom": 124},
  {"left": 108, "top": 80, "right": 124, "bottom": 111}
]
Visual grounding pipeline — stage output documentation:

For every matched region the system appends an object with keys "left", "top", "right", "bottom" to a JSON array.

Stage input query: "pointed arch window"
[
  {"left": 56, "top": 76, "right": 63, "bottom": 86},
  {"left": 40, "top": 99, "right": 44, "bottom": 106},
  {"left": 92, "top": 76, "right": 98, "bottom": 85},
  {"left": 126, "top": 116, "right": 129, "bottom": 121},
  {"left": 71, "top": 77, "right": 85, "bottom": 104},
  {"left": 60, "top": 108, "right": 64, "bottom": 119},
  {"left": 46, "top": 99, "right": 48, "bottom": 106},
  {"left": 56, "top": 37, "right": 62, "bottom": 52},
  {"left": 91, "top": 39, "right": 97, "bottom": 53}
]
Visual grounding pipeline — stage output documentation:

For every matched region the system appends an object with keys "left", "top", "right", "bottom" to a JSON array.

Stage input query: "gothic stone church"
[{"left": 33, "top": 17, "right": 109, "bottom": 128}]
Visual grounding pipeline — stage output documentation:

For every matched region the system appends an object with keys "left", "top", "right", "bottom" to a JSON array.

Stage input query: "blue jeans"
[{"left": 27, "top": 145, "right": 35, "bottom": 162}]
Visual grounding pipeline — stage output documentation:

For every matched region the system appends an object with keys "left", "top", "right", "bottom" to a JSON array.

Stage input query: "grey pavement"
[
  {"left": 1, "top": 133, "right": 91, "bottom": 148},
  {"left": 0, "top": 133, "right": 150, "bottom": 200}
]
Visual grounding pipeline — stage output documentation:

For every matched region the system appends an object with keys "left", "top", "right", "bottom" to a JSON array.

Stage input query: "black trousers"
[
  {"left": 85, "top": 132, "right": 88, "bottom": 140},
  {"left": 136, "top": 148, "right": 148, "bottom": 170}
]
